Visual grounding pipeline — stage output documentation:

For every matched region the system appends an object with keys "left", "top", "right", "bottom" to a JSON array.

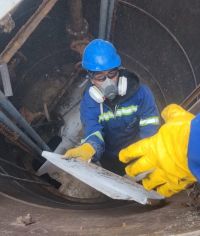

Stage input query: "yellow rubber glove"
[
  {"left": 64, "top": 143, "right": 96, "bottom": 161},
  {"left": 119, "top": 104, "right": 197, "bottom": 197}
]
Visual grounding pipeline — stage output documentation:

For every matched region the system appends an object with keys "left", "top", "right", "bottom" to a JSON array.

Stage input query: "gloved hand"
[
  {"left": 64, "top": 143, "right": 96, "bottom": 161},
  {"left": 119, "top": 104, "right": 197, "bottom": 197}
]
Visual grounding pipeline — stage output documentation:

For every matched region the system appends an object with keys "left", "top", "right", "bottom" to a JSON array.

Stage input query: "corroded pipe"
[
  {"left": 0, "top": 91, "right": 51, "bottom": 151},
  {"left": 68, "top": 0, "right": 84, "bottom": 34},
  {"left": 0, "top": 110, "right": 42, "bottom": 156}
]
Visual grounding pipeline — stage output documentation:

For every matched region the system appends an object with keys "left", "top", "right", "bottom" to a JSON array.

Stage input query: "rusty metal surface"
[
  {"left": 0, "top": 122, "right": 31, "bottom": 154},
  {"left": 70, "top": 38, "right": 90, "bottom": 55},
  {"left": 0, "top": 0, "right": 58, "bottom": 63},
  {"left": 67, "top": 0, "right": 84, "bottom": 35},
  {"left": 111, "top": 0, "right": 200, "bottom": 109}
]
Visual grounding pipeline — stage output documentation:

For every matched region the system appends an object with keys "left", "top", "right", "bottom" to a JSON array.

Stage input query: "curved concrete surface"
[{"left": 1, "top": 191, "right": 200, "bottom": 235}]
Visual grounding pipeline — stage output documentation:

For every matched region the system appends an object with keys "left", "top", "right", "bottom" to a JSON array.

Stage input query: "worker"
[
  {"left": 119, "top": 104, "right": 200, "bottom": 197},
  {"left": 64, "top": 39, "right": 160, "bottom": 175}
]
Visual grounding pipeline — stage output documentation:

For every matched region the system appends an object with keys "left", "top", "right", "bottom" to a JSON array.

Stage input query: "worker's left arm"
[
  {"left": 137, "top": 85, "right": 160, "bottom": 138},
  {"left": 119, "top": 104, "right": 198, "bottom": 197}
]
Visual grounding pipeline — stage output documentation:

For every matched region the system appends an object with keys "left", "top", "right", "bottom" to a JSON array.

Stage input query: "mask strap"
[{"left": 100, "top": 102, "right": 104, "bottom": 115}]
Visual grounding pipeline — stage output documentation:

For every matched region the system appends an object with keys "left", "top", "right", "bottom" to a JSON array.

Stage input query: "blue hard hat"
[{"left": 82, "top": 39, "right": 121, "bottom": 71}]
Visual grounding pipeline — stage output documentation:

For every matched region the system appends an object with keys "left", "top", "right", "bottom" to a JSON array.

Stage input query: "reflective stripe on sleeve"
[
  {"left": 139, "top": 116, "right": 160, "bottom": 126},
  {"left": 81, "top": 131, "right": 104, "bottom": 143}
]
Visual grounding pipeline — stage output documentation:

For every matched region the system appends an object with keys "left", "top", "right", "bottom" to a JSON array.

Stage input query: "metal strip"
[
  {"left": 42, "top": 151, "right": 164, "bottom": 205},
  {"left": 0, "top": 0, "right": 58, "bottom": 63}
]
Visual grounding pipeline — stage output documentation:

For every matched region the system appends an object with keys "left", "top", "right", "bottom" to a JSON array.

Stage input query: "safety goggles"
[{"left": 88, "top": 68, "right": 119, "bottom": 82}]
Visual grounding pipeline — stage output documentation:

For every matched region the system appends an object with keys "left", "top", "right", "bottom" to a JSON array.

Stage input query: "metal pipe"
[
  {"left": 98, "top": 0, "right": 109, "bottom": 39},
  {"left": 0, "top": 110, "right": 42, "bottom": 155},
  {"left": 0, "top": 63, "right": 13, "bottom": 97},
  {"left": 106, "top": 0, "right": 115, "bottom": 40},
  {"left": 181, "top": 84, "right": 200, "bottom": 109},
  {"left": 68, "top": 0, "right": 84, "bottom": 33},
  {"left": 188, "top": 99, "right": 200, "bottom": 114},
  {"left": 0, "top": 91, "right": 51, "bottom": 151}
]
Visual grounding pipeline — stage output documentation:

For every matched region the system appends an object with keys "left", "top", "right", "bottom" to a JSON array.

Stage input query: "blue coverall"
[{"left": 80, "top": 69, "right": 160, "bottom": 175}]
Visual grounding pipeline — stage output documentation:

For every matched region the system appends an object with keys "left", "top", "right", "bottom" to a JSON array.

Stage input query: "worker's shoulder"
[
  {"left": 129, "top": 84, "right": 155, "bottom": 105},
  {"left": 120, "top": 68, "right": 152, "bottom": 92},
  {"left": 121, "top": 69, "right": 153, "bottom": 102},
  {"left": 125, "top": 82, "right": 155, "bottom": 106},
  {"left": 137, "top": 83, "right": 154, "bottom": 96}
]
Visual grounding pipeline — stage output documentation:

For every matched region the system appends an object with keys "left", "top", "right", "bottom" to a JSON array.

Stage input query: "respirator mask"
[
  {"left": 98, "top": 77, "right": 118, "bottom": 100},
  {"left": 88, "top": 69, "right": 127, "bottom": 103}
]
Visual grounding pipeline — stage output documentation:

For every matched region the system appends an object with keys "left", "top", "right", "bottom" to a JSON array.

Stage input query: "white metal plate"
[{"left": 42, "top": 151, "right": 164, "bottom": 205}]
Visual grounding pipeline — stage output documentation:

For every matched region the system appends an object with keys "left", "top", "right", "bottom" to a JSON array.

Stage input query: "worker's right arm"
[
  {"left": 119, "top": 104, "right": 199, "bottom": 197},
  {"left": 79, "top": 92, "right": 105, "bottom": 161},
  {"left": 64, "top": 90, "right": 105, "bottom": 162}
]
